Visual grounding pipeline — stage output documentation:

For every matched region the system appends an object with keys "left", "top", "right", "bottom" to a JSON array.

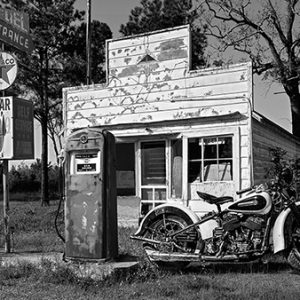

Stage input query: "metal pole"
[
  {"left": 1, "top": 41, "right": 10, "bottom": 253},
  {"left": 3, "top": 159, "right": 10, "bottom": 253},
  {"left": 86, "top": 0, "right": 92, "bottom": 85}
]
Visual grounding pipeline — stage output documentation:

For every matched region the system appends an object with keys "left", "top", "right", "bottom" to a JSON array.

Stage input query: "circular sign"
[{"left": 0, "top": 52, "right": 18, "bottom": 91}]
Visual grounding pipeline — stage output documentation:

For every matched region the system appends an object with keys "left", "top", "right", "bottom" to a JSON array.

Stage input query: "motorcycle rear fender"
[
  {"left": 134, "top": 203, "right": 200, "bottom": 237},
  {"left": 273, "top": 201, "right": 300, "bottom": 254}
]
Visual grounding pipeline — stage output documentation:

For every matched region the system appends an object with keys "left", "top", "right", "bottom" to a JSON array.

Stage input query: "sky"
[
  {"left": 22, "top": 0, "right": 292, "bottom": 164},
  {"left": 74, "top": 0, "right": 140, "bottom": 38}
]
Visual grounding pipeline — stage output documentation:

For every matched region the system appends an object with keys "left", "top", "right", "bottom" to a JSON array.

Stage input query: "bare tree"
[{"left": 203, "top": 0, "right": 300, "bottom": 137}]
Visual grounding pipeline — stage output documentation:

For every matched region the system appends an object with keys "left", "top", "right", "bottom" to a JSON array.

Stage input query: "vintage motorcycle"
[{"left": 131, "top": 168, "right": 300, "bottom": 270}]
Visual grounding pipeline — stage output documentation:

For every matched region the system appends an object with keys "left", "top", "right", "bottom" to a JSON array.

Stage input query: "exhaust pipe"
[{"left": 145, "top": 249, "right": 240, "bottom": 263}]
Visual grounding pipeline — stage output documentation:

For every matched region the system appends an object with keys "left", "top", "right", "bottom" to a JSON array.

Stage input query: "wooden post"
[{"left": 3, "top": 159, "right": 10, "bottom": 253}]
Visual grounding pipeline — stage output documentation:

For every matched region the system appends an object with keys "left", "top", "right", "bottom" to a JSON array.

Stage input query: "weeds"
[{"left": 1, "top": 201, "right": 300, "bottom": 299}]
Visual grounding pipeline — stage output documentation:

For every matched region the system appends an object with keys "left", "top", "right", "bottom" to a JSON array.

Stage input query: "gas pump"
[{"left": 64, "top": 128, "right": 118, "bottom": 261}]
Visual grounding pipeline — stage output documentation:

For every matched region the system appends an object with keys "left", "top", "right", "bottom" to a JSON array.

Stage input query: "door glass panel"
[{"left": 141, "top": 141, "right": 166, "bottom": 185}]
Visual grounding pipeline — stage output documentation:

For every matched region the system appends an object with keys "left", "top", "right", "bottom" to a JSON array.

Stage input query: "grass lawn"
[{"left": 0, "top": 200, "right": 300, "bottom": 300}]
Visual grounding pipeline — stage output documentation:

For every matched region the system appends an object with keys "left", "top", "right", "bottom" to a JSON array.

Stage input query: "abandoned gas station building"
[{"left": 63, "top": 25, "right": 300, "bottom": 216}]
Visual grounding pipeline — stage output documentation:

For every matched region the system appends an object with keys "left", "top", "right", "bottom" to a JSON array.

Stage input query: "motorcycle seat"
[{"left": 196, "top": 191, "right": 234, "bottom": 205}]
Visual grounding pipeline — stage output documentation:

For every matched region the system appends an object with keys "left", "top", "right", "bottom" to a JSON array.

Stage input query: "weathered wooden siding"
[
  {"left": 63, "top": 26, "right": 252, "bottom": 134},
  {"left": 63, "top": 25, "right": 255, "bottom": 208},
  {"left": 252, "top": 113, "right": 300, "bottom": 192}
]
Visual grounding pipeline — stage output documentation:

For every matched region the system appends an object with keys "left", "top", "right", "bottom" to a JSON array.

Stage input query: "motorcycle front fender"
[
  {"left": 133, "top": 203, "right": 200, "bottom": 237},
  {"left": 273, "top": 201, "right": 300, "bottom": 254}
]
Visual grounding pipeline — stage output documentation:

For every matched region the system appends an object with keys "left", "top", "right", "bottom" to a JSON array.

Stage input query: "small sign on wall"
[
  {"left": 0, "top": 96, "right": 13, "bottom": 158},
  {"left": 0, "top": 96, "right": 34, "bottom": 159}
]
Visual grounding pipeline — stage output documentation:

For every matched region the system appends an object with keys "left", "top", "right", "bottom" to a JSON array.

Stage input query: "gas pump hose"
[{"left": 54, "top": 154, "right": 67, "bottom": 261}]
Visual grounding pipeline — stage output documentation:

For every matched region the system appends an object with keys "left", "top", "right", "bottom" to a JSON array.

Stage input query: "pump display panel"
[{"left": 70, "top": 151, "right": 101, "bottom": 175}]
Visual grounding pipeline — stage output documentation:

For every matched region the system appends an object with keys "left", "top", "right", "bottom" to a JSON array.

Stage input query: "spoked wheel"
[
  {"left": 287, "top": 226, "right": 300, "bottom": 272},
  {"left": 144, "top": 214, "right": 198, "bottom": 270}
]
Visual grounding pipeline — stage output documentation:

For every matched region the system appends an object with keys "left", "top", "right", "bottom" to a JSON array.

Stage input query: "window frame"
[
  {"left": 181, "top": 126, "right": 240, "bottom": 201},
  {"left": 188, "top": 135, "right": 233, "bottom": 183}
]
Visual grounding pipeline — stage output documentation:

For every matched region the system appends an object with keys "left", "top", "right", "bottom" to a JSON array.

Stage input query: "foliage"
[
  {"left": 5, "top": 160, "right": 61, "bottom": 197},
  {"left": 203, "top": 0, "right": 300, "bottom": 138},
  {"left": 62, "top": 20, "right": 112, "bottom": 85},
  {"left": 120, "top": 0, "right": 207, "bottom": 69},
  {"left": 3, "top": 0, "right": 112, "bottom": 205},
  {"left": 266, "top": 146, "right": 300, "bottom": 186}
]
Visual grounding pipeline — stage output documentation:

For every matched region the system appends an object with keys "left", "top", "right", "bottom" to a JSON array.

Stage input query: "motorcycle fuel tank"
[{"left": 228, "top": 191, "right": 272, "bottom": 215}]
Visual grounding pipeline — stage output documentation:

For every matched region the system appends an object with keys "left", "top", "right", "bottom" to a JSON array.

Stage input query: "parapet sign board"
[{"left": 0, "top": 96, "right": 34, "bottom": 159}]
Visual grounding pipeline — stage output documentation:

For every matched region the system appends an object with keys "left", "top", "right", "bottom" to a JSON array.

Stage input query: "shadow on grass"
[{"left": 186, "top": 260, "right": 291, "bottom": 274}]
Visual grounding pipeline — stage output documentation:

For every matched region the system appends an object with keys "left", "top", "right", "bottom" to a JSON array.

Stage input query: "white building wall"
[{"left": 63, "top": 26, "right": 255, "bottom": 214}]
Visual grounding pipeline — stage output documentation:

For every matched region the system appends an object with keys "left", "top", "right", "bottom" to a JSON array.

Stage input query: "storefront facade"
[{"left": 63, "top": 25, "right": 299, "bottom": 217}]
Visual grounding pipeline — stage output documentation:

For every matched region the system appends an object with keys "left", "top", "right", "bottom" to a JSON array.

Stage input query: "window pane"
[
  {"left": 142, "top": 188, "right": 153, "bottom": 200},
  {"left": 188, "top": 138, "right": 201, "bottom": 160},
  {"left": 141, "top": 141, "right": 166, "bottom": 185},
  {"left": 154, "top": 188, "right": 166, "bottom": 200},
  {"left": 219, "top": 161, "right": 233, "bottom": 181},
  {"left": 188, "top": 138, "right": 202, "bottom": 183},
  {"left": 203, "top": 160, "right": 218, "bottom": 181},
  {"left": 219, "top": 137, "right": 232, "bottom": 159},
  {"left": 204, "top": 138, "right": 218, "bottom": 159}
]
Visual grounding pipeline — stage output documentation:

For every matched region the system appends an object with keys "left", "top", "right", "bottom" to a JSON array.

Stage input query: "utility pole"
[
  {"left": 86, "top": 0, "right": 92, "bottom": 85},
  {"left": 1, "top": 42, "right": 10, "bottom": 253}
]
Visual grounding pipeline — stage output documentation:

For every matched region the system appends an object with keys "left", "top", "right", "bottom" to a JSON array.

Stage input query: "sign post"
[{"left": 3, "top": 158, "right": 9, "bottom": 252}]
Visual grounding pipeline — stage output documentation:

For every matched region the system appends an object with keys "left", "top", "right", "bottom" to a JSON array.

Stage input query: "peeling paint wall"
[
  {"left": 63, "top": 25, "right": 254, "bottom": 201},
  {"left": 63, "top": 26, "right": 252, "bottom": 132}
]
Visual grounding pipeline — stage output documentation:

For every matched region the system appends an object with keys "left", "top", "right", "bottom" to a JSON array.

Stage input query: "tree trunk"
[
  {"left": 41, "top": 115, "right": 49, "bottom": 206},
  {"left": 40, "top": 50, "right": 49, "bottom": 206},
  {"left": 283, "top": 81, "right": 300, "bottom": 139},
  {"left": 290, "top": 94, "right": 300, "bottom": 139}
]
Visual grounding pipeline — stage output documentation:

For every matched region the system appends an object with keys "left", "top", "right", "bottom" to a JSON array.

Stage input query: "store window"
[{"left": 188, "top": 136, "right": 233, "bottom": 182}]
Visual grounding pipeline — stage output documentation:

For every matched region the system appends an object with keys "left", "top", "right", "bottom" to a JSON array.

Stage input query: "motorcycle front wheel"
[{"left": 143, "top": 214, "right": 198, "bottom": 269}]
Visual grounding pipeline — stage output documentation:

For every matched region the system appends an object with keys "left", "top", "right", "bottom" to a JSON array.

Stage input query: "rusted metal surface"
[
  {"left": 65, "top": 174, "right": 103, "bottom": 258},
  {"left": 63, "top": 25, "right": 252, "bottom": 133},
  {"left": 64, "top": 129, "right": 118, "bottom": 260}
]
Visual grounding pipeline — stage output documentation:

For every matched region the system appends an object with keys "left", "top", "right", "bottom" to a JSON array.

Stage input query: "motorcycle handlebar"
[{"left": 236, "top": 186, "right": 253, "bottom": 195}]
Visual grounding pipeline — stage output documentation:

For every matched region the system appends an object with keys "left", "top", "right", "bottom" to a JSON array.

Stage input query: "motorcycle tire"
[
  {"left": 287, "top": 248, "right": 300, "bottom": 272},
  {"left": 144, "top": 214, "right": 197, "bottom": 270}
]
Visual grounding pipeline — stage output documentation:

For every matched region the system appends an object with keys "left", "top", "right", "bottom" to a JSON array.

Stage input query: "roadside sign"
[
  {"left": 0, "top": 7, "right": 30, "bottom": 33},
  {"left": 0, "top": 96, "right": 34, "bottom": 159},
  {"left": 0, "top": 52, "right": 17, "bottom": 90},
  {"left": 0, "top": 96, "right": 13, "bottom": 158},
  {"left": 13, "top": 98, "right": 34, "bottom": 159},
  {"left": 0, "top": 8, "right": 33, "bottom": 54}
]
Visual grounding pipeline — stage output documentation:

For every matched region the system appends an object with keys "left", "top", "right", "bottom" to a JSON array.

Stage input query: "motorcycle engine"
[{"left": 204, "top": 213, "right": 265, "bottom": 255}]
